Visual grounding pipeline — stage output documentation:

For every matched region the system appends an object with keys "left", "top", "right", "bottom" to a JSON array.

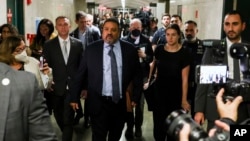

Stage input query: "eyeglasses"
[{"left": 14, "top": 46, "right": 28, "bottom": 54}]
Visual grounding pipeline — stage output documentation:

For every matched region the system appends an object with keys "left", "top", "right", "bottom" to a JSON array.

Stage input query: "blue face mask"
[{"left": 131, "top": 29, "right": 141, "bottom": 37}]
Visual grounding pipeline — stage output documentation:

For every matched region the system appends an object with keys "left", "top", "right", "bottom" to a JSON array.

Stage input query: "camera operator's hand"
[
  {"left": 194, "top": 112, "right": 205, "bottom": 125},
  {"left": 208, "top": 120, "right": 230, "bottom": 137},
  {"left": 179, "top": 120, "right": 230, "bottom": 141},
  {"left": 216, "top": 88, "right": 243, "bottom": 122}
]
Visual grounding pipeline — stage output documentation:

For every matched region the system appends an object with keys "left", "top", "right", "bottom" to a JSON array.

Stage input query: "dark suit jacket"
[
  {"left": 70, "top": 39, "right": 143, "bottom": 115},
  {"left": 70, "top": 27, "right": 100, "bottom": 49},
  {"left": 194, "top": 38, "right": 250, "bottom": 122},
  {"left": 43, "top": 36, "right": 83, "bottom": 96},
  {"left": 0, "top": 62, "right": 57, "bottom": 141},
  {"left": 121, "top": 33, "right": 154, "bottom": 79}
]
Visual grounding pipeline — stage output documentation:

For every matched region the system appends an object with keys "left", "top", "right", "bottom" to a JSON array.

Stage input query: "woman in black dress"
[{"left": 151, "top": 24, "right": 191, "bottom": 141}]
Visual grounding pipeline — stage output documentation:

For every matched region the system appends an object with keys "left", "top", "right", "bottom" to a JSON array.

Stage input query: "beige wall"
[
  {"left": 0, "top": 0, "right": 7, "bottom": 24},
  {"left": 170, "top": 0, "right": 224, "bottom": 39},
  {"left": 23, "top": 0, "right": 87, "bottom": 43}
]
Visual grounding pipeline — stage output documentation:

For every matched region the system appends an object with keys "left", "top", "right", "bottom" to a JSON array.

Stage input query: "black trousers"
[
  {"left": 52, "top": 91, "right": 75, "bottom": 141},
  {"left": 90, "top": 97, "right": 126, "bottom": 141},
  {"left": 126, "top": 94, "right": 144, "bottom": 130}
]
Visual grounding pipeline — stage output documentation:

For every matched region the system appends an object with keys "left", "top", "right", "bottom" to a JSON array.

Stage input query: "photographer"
[
  {"left": 194, "top": 10, "right": 250, "bottom": 131},
  {"left": 180, "top": 88, "right": 243, "bottom": 141}
]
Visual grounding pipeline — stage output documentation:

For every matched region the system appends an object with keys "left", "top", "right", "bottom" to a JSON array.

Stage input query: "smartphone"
[
  {"left": 39, "top": 56, "right": 44, "bottom": 69},
  {"left": 195, "top": 65, "right": 228, "bottom": 84}
]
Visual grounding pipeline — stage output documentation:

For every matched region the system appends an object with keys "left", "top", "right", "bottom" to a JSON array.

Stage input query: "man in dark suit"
[
  {"left": 43, "top": 16, "right": 84, "bottom": 141},
  {"left": 70, "top": 18, "right": 143, "bottom": 141},
  {"left": 194, "top": 10, "right": 250, "bottom": 131},
  {"left": 69, "top": 11, "right": 100, "bottom": 127},
  {"left": 0, "top": 62, "right": 58, "bottom": 141}
]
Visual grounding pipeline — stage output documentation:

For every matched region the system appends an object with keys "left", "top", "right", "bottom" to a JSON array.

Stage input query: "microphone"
[{"left": 230, "top": 43, "right": 250, "bottom": 59}]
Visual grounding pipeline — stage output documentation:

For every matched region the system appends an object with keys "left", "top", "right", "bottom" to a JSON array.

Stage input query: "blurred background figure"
[
  {"left": 29, "top": 18, "right": 56, "bottom": 60},
  {"left": 0, "top": 23, "right": 19, "bottom": 44},
  {"left": 86, "top": 13, "right": 101, "bottom": 37},
  {"left": 148, "top": 17, "right": 158, "bottom": 42},
  {"left": 29, "top": 18, "right": 56, "bottom": 115}
]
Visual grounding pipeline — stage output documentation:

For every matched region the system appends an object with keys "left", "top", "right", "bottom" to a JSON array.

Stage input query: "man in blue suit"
[{"left": 70, "top": 18, "right": 143, "bottom": 141}]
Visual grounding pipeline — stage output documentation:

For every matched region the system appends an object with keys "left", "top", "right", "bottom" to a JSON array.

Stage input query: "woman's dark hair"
[
  {"left": 0, "top": 23, "right": 19, "bottom": 35},
  {"left": 166, "top": 24, "right": 181, "bottom": 43},
  {"left": 34, "top": 18, "right": 54, "bottom": 45}
]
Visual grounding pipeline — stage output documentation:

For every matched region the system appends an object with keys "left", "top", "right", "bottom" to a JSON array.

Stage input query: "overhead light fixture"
[
  {"left": 121, "top": 0, "right": 125, "bottom": 8},
  {"left": 170, "top": 0, "right": 176, "bottom": 3}
]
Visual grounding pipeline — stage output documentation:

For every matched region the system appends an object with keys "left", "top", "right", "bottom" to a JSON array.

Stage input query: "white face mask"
[{"left": 15, "top": 49, "right": 29, "bottom": 63}]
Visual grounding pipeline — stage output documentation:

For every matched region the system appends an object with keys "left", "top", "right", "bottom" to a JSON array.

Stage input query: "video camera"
[
  {"left": 195, "top": 40, "right": 250, "bottom": 102},
  {"left": 166, "top": 110, "right": 230, "bottom": 141}
]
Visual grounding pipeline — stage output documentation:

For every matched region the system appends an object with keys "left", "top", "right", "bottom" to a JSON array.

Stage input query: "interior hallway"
[{"left": 51, "top": 99, "right": 155, "bottom": 141}]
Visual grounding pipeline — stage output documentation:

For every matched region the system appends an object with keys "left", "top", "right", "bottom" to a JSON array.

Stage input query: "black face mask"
[
  {"left": 131, "top": 29, "right": 141, "bottom": 37},
  {"left": 185, "top": 34, "right": 193, "bottom": 41}
]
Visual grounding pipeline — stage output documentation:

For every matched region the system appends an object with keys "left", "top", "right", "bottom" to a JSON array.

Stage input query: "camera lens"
[{"left": 166, "top": 110, "right": 208, "bottom": 141}]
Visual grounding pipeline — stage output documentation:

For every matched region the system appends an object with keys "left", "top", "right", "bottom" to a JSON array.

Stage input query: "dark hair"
[
  {"left": 225, "top": 10, "right": 245, "bottom": 23},
  {"left": 171, "top": 14, "right": 182, "bottom": 22},
  {"left": 166, "top": 24, "right": 181, "bottom": 43},
  {"left": 103, "top": 18, "right": 120, "bottom": 28},
  {"left": 34, "top": 18, "right": 54, "bottom": 45},
  {"left": 0, "top": 23, "right": 19, "bottom": 35},
  {"left": 0, "top": 35, "right": 23, "bottom": 64},
  {"left": 184, "top": 20, "right": 197, "bottom": 27},
  {"left": 75, "top": 11, "right": 87, "bottom": 21},
  {"left": 161, "top": 13, "right": 171, "bottom": 20}
]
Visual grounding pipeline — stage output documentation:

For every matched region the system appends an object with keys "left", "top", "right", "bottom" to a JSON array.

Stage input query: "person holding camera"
[
  {"left": 194, "top": 10, "right": 250, "bottom": 131},
  {"left": 179, "top": 88, "right": 243, "bottom": 141}
]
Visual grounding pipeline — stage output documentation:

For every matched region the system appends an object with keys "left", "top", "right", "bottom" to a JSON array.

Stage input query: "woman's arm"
[{"left": 182, "top": 65, "right": 190, "bottom": 111}]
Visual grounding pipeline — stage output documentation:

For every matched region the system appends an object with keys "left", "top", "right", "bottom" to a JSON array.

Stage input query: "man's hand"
[
  {"left": 216, "top": 88, "right": 243, "bottom": 121},
  {"left": 208, "top": 120, "right": 230, "bottom": 137},
  {"left": 194, "top": 112, "right": 205, "bottom": 125},
  {"left": 70, "top": 103, "right": 79, "bottom": 111}
]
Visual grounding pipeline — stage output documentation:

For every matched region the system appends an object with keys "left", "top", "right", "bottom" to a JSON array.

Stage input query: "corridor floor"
[{"left": 51, "top": 99, "right": 155, "bottom": 141}]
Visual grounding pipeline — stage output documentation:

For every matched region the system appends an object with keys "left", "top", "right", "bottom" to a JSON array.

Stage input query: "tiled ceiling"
[{"left": 93, "top": 0, "right": 158, "bottom": 9}]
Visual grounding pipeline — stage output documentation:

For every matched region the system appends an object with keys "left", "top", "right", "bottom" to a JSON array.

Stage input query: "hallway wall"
[
  {"left": 169, "top": 0, "right": 224, "bottom": 40},
  {"left": 0, "top": 0, "right": 7, "bottom": 23}
]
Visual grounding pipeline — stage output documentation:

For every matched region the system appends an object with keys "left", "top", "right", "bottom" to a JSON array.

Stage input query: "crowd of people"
[{"left": 0, "top": 8, "right": 249, "bottom": 141}]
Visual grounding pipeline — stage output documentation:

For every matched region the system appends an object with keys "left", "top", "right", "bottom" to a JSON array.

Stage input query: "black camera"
[
  {"left": 166, "top": 110, "right": 230, "bottom": 141},
  {"left": 195, "top": 40, "right": 250, "bottom": 102}
]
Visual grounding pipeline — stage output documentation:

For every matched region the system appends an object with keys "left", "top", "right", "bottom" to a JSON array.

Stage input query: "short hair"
[
  {"left": 161, "top": 13, "right": 171, "bottom": 20},
  {"left": 103, "top": 18, "right": 120, "bottom": 28},
  {"left": 75, "top": 11, "right": 87, "bottom": 21},
  {"left": 184, "top": 20, "right": 197, "bottom": 27},
  {"left": 225, "top": 10, "right": 245, "bottom": 23},
  {"left": 130, "top": 18, "right": 142, "bottom": 26},
  {"left": 171, "top": 14, "right": 182, "bottom": 22},
  {"left": 55, "top": 16, "right": 69, "bottom": 22}
]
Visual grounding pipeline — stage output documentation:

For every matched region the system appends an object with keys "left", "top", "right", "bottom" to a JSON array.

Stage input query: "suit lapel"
[{"left": 0, "top": 63, "right": 11, "bottom": 140}]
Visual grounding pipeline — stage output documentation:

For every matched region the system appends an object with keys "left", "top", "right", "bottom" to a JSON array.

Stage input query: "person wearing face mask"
[
  {"left": 0, "top": 35, "right": 53, "bottom": 91},
  {"left": 182, "top": 20, "right": 205, "bottom": 118},
  {"left": 121, "top": 18, "right": 154, "bottom": 139}
]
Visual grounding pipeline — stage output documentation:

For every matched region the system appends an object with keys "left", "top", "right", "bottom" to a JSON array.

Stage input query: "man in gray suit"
[
  {"left": 0, "top": 62, "right": 57, "bottom": 141},
  {"left": 194, "top": 10, "right": 250, "bottom": 131}
]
